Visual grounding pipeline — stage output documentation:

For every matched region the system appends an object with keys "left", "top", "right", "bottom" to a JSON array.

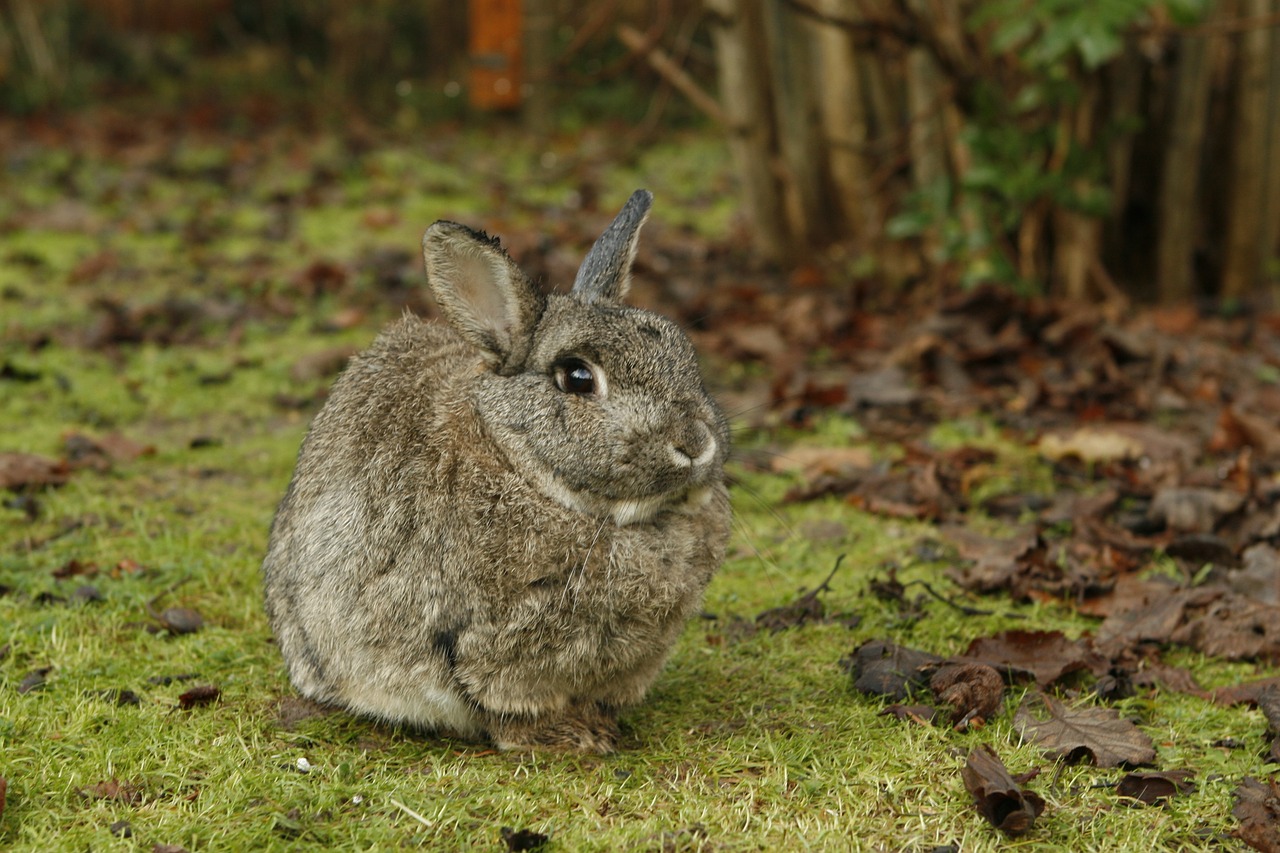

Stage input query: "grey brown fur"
[{"left": 262, "top": 190, "right": 730, "bottom": 753}]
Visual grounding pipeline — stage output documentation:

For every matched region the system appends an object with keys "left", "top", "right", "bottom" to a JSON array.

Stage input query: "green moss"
[{"left": 1, "top": 125, "right": 1273, "bottom": 851}]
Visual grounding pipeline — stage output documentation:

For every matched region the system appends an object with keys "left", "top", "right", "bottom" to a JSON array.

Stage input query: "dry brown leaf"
[
  {"left": 78, "top": 779, "right": 143, "bottom": 804},
  {"left": 1038, "top": 427, "right": 1145, "bottom": 464},
  {"left": 769, "top": 446, "right": 875, "bottom": 477},
  {"left": 1015, "top": 693, "right": 1156, "bottom": 768},
  {"left": 878, "top": 704, "right": 938, "bottom": 725},
  {"left": 17, "top": 667, "right": 51, "bottom": 694},
  {"left": 1212, "top": 676, "right": 1280, "bottom": 707},
  {"left": 177, "top": 685, "right": 221, "bottom": 709},
  {"left": 1234, "top": 777, "right": 1280, "bottom": 853},
  {"left": 846, "top": 640, "right": 943, "bottom": 702},
  {"left": 962, "top": 630, "right": 1096, "bottom": 687},
  {"left": 1147, "top": 487, "right": 1246, "bottom": 533},
  {"left": 1116, "top": 770, "right": 1196, "bottom": 805},
  {"left": 960, "top": 745, "right": 1046, "bottom": 837},
  {"left": 1171, "top": 597, "right": 1280, "bottom": 661},
  {"left": 0, "top": 452, "right": 70, "bottom": 490},
  {"left": 942, "top": 525, "right": 1039, "bottom": 593},
  {"left": 930, "top": 662, "right": 1004, "bottom": 726}
]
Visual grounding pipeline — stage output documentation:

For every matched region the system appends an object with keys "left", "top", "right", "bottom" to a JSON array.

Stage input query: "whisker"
[{"left": 563, "top": 514, "right": 610, "bottom": 615}]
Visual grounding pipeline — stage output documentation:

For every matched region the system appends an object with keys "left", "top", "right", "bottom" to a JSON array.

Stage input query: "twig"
[
  {"left": 900, "top": 579, "right": 1025, "bottom": 619},
  {"left": 388, "top": 797, "right": 434, "bottom": 829},
  {"left": 616, "top": 23, "right": 729, "bottom": 127}
]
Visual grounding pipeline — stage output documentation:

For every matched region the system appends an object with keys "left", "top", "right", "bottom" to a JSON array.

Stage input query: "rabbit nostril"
[{"left": 669, "top": 421, "right": 716, "bottom": 469}]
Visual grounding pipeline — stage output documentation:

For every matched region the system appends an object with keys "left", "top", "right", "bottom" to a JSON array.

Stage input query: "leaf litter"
[{"left": 3, "top": 109, "right": 1279, "bottom": 848}]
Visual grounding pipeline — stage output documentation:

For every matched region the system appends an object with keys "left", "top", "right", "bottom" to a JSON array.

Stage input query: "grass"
[{"left": 1, "top": 117, "right": 1276, "bottom": 851}]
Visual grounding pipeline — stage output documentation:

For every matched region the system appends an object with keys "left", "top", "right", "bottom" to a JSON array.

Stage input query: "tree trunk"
[
  {"left": 706, "top": 0, "right": 790, "bottom": 261},
  {"left": 1221, "top": 0, "right": 1271, "bottom": 300},
  {"left": 1156, "top": 21, "right": 1217, "bottom": 303},
  {"left": 1260, "top": 0, "right": 1280, "bottom": 303},
  {"left": 814, "top": 0, "right": 878, "bottom": 241},
  {"left": 761, "top": 0, "right": 834, "bottom": 247}
]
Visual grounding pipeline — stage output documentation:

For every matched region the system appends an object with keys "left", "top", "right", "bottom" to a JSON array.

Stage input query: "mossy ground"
[{"left": 1, "top": 120, "right": 1275, "bottom": 851}]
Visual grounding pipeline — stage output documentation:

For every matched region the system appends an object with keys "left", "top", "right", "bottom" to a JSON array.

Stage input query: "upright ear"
[
  {"left": 571, "top": 189, "right": 652, "bottom": 303},
  {"left": 422, "top": 222, "right": 545, "bottom": 373}
]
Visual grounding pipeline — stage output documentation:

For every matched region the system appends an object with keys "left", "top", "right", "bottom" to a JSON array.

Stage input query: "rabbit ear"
[
  {"left": 422, "top": 223, "right": 545, "bottom": 372},
  {"left": 572, "top": 189, "right": 652, "bottom": 303}
]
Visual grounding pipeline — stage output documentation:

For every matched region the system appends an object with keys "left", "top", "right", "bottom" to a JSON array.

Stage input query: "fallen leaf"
[
  {"left": 755, "top": 557, "right": 844, "bottom": 632},
  {"left": 1171, "top": 597, "right": 1280, "bottom": 661},
  {"left": 960, "top": 745, "right": 1046, "bottom": 837},
  {"left": 1147, "top": 487, "right": 1246, "bottom": 533},
  {"left": 152, "top": 844, "right": 191, "bottom": 853},
  {"left": 51, "top": 558, "right": 98, "bottom": 579},
  {"left": 500, "top": 826, "right": 550, "bottom": 851},
  {"left": 18, "top": 667, "right": 51, "bottom": 694},
  {"left": 63, "top": 432, "right": 155, "bottom": 471},
  {"left": 878, "top": 704, "right": 938, "bottom": 725},
  {"left": 845, "top": 640, "right": 943, "bottom": 701},
  {"left": 71, "top": 584, "right": 102, "bottom": 604},
  {"left": 1116, "top": 770, "right": 1196, "bottom": 805},
  {"left": 0, "top": 452, "right": 70, "bottom": 490},
  {"left": 1015, "top": 693, "right": 1156, "bottom": 767},
  {"left": 1261, "top": 687, "right": 1280, "bottom": 734},
  {"left": 942, "top": 525, "right": 1039, "bottom": 593},
  {"left": 177, "top": 685, "right": 220, "bottom": 709},
  {"left": 769, "top": 445, "right": 875, "bottom": 478},
  {"left": 1234, "top": 777, "right": 1280, "bottom": 853},
  {"left": 719, "top": 322, "right": 788, "bottom": 361},
  {"left": 150, "top": 606, "right": 205, "bottom": 636},
  {"left": 846, "top": 366, "right": 919, "bottom": 408},
  {"left": 1165, "top": 533, "right": 1240, "bottom": 569},
  {"left": 1038, "top": 427, "right": 1145, "bottom": 464},
  {"left": 110, "top": 819, "right": 133, "bottom": 838},
  {"left": 962, "top": 630, "right": 1096, "bottom": 687},
  {"left": 78, "top": 779, "right": 143, "bottom": 804},
  {"left": 930, "top": 662, "right": 1004, "bottom": 726},
  {"left": 1218, "top": 406, "right": 1280, "bottom": 458},
  {"left": 1226, "top": 544, "right": 1280, "bottom": 606},
  {"left": 1208, "top": 671, "right": 1280, "bottom": 701},
  {"left": 1094, "top": 581, "right": 1217, "bottom": 655}
]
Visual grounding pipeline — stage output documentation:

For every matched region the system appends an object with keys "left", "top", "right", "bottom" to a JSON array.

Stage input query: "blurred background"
[{"left": 3, "top": 0, "right": 1280, "bottom": 306}]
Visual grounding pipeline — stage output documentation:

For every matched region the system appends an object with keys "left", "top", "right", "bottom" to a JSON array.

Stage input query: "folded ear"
[
  {"left": 572, "top": 189, "right": 652, "bottom": 303},
  {"left": 422, "top": 223, "right": 545, "bottom": 373}
]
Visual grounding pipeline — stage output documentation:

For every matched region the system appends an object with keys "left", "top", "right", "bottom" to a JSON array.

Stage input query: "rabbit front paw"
[{"left": 488, "top": 703, "right": 621, "bottom": 754}]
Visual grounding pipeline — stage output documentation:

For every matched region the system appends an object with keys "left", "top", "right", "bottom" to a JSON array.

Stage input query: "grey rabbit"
[{"left": 262, "top": 190, "right": 731, "bottom": 753}]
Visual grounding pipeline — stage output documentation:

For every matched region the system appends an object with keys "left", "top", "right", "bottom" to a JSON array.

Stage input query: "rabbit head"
[{"left": 422, "top": 189, "right": 728, "bottom": 525}]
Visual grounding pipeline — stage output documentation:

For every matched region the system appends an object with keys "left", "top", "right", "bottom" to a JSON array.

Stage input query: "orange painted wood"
[{"left": 469, "top": 0, "right": 523, "bottom": 110}]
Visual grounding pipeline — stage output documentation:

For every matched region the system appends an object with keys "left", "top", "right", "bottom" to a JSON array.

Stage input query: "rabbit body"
[{"left": 263, "top": 191, "right": 730, "bottom": 752}]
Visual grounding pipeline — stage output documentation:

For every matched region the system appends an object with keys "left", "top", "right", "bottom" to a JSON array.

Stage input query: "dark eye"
[{"left": 554, "top": 360, "right": 597, "bottom": 396}]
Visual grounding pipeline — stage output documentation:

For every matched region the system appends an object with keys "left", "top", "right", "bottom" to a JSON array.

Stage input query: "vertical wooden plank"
[
  {"left": 815, "top": 0, "right": 878, "bottom": 241},
  {"left": 1156, "top": 22, "right": 1216, "bottom": 303},
  {"left": 1260, "top": 0, "right": 1280, "bottom": 302},
  {"left": 760, "top": 0, "right": 835, "bottom": 247},
  {"left": 469, "top": 0, "right": 523, "bottom": 111},
  {"left": 1221, "top": 0, "right": 1270, "bottom": 300},
  {"left": 707, "top": 0, "right": 790, "bottom": 261}
]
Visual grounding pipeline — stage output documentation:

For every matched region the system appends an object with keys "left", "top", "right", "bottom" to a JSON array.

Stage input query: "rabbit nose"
[{"left": 669, "top": 420, "right": 717, "bottom": 469}]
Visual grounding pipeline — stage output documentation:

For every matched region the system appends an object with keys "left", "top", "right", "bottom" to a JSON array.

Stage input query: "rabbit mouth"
[
  {"left": 601, "top": 486, "right": 715, "bottom": 525},
  {"left": 534, "top": 469, "right": 714, "bottom": 526}
]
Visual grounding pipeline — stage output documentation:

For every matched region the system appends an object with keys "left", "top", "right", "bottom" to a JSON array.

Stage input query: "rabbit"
[{"left": 262, "top": 190, "right": 731, "bottom": 753}]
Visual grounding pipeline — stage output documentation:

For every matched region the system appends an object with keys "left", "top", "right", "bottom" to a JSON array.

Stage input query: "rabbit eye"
[{"left": 554, "top": 360, "right": 598, "bottom": 396}]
